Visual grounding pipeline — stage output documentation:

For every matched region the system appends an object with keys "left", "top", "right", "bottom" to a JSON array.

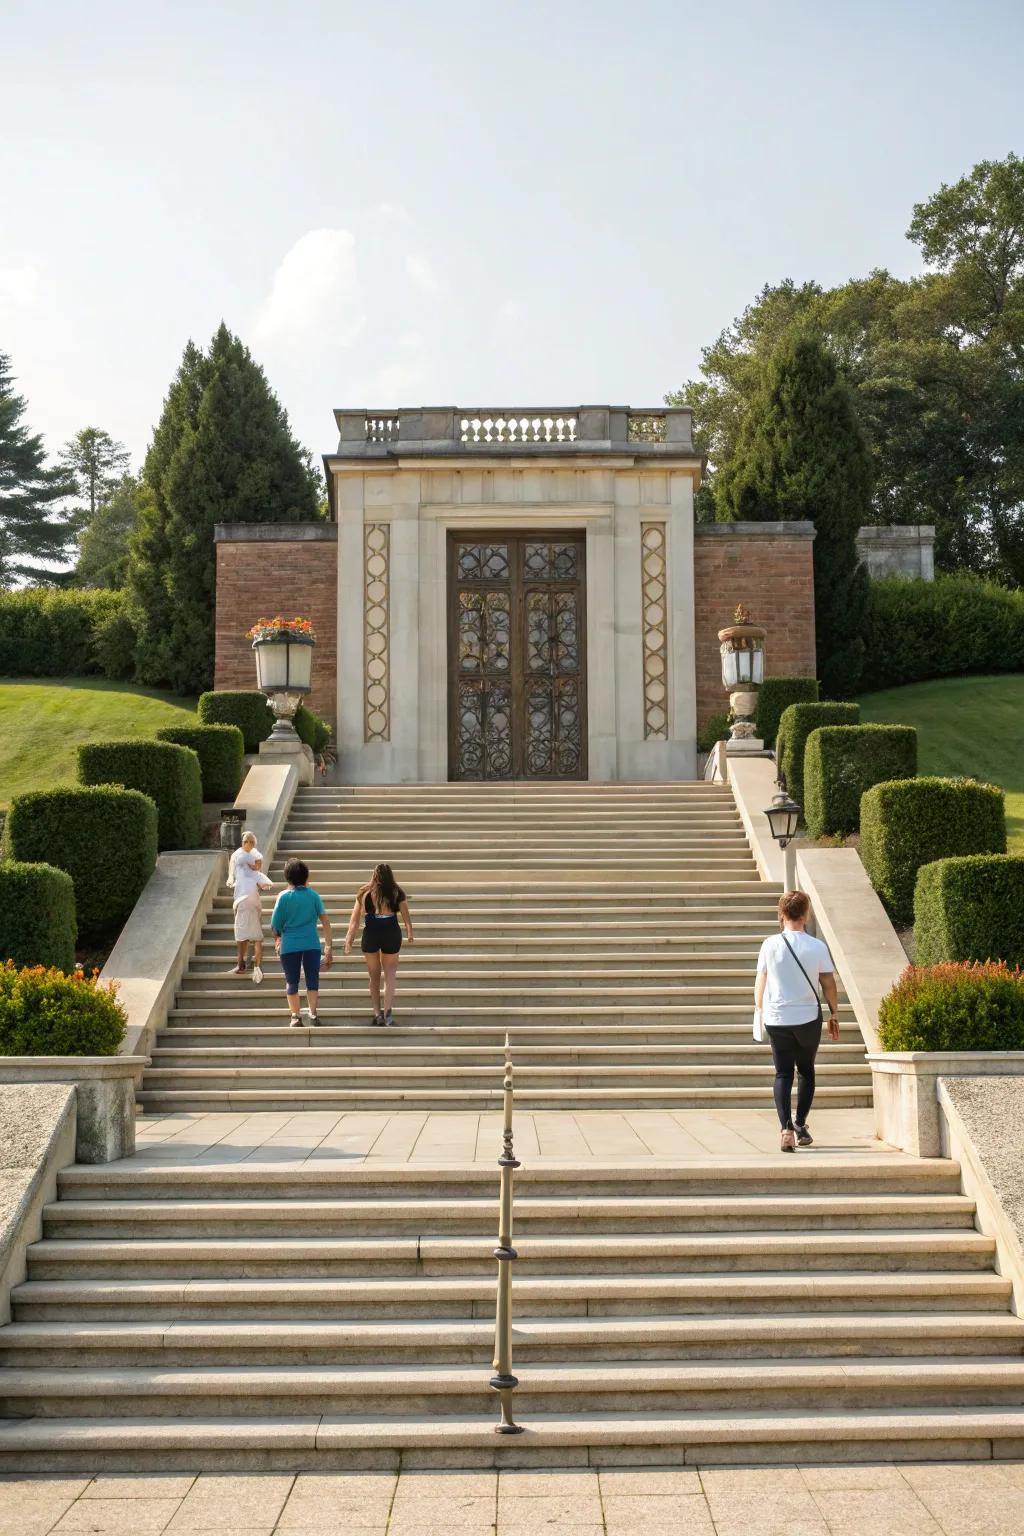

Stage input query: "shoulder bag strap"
[{"left": 781, "top": 933, "right": 821, "bottom": 1006}]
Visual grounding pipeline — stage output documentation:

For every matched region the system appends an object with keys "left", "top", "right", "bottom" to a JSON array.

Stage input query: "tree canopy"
[{"left": 0, "top": 352, "right": 75, "bottom": 587}]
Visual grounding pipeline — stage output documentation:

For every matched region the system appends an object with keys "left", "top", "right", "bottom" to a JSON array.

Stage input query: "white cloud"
[
  {"left": 405, "top": 252, "right": 441, "bottom": 297},
  {"left": 0, "top": 264, "right": 40, "bottom": 311},
  {"left": 253, "top": 229, "right": 365, "bottom": 346}
]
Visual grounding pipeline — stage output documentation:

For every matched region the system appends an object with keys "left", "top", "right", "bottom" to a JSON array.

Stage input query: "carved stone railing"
[{"left": 332, "top": 405, "right": 695, "bottom": 456}]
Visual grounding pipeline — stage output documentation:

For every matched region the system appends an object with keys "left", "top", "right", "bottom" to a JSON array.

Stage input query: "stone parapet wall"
[
  {"left": 214, "top": 525, "right": 338, "bottom": 725},
  {"left": 693, "top": 522, "right": 817, "bottom": 729}
]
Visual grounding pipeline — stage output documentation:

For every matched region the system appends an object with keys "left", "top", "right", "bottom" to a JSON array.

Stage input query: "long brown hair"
[{"left": 359, "top": 863, "right": 405, "bottom": 914}]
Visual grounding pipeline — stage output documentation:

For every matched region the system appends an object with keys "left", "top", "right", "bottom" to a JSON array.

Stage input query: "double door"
[{"left": 447, "top": 532, "right": 587, "bottom": 780}]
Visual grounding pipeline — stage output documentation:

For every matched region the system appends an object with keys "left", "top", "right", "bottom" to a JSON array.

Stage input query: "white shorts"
[{"left": 233, "top": 892, "right": 264, "bottom": 942}]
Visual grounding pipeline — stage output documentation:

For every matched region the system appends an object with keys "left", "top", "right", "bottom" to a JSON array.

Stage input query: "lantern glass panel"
[
  {"left": 287, "top": 642, "right": 313, "bottom": 691},
  {"left": 722, "top": 649, "right": 739, "bottom": 688},
  {"left": 256, "top": 643, "right": 288, "bottom": 689},
  {"left": 752, "top": 648, "right": 764, "bottom": 685}
]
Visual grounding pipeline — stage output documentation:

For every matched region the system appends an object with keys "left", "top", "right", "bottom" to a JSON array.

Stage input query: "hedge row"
[
  {"left": 0, "top": 862, "right": 77, "bottom": 971},
  {"left": 756, "top": 677, "right": 819, "bottom": 752},
  {"left": 2, "top": 785, "right": 158, "bottom": 942},
  {"left": 914, "top": 855, "right": 1024, "bottom": 968},
  {"left": 878, "top": 961, "right": 1024, "bottom": 1052},
  {"left": 863, "top": 574, "right": 1024, "bottom": 692},
  {"left": 0, "top": 961, "right": 126, "bottom": 1055},
  {"left": 776, "top": 701, "right": 859, "bottom": 809},
  {"left": 860, "top": 776, "right": 1007, "bottom": 926},
  {"left": 77, "top": 739, "right": 202, "bottom": 851},
  {"left": 156, "top": 724, "right": 244, "bottom": 801},
  {"left": 0, "top": 588, "right": 136, "bottom": 680},
  {"left": 197, "top": 690, "right": 332, "bottom": 755},
  {"left": 803, "top": 724, "right": 917, "bottom": 839}
]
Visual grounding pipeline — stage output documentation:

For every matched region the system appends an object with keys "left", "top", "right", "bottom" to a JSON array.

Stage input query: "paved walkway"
[
  {"left": 5, "top": 1462, "right": 1024, "bottom": 1534},
  {"left": 129, "top": 1108, "right": 884, "bottom": 1165}
]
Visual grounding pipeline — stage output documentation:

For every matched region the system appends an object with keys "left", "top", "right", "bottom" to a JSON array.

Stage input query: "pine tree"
[
  {"left": 716, "top": 335, "right": 873, "bottom": 697},
  {"left": 0, "top": 352, "right": 76, "bottom": 586},
  {"left": 59, "top": 427, "right": 132, "bottom": 532},
  {"left": 75, "top": 473, "right": 143, "bottom": 588},
  {"left": 127, "top": 324, "right": 321, "bottom": 693}
]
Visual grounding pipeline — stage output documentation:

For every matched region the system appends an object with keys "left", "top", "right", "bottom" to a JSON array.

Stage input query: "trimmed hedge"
[
  {"left": 0, "top": 862, "right": 77, "bottom": 971},
  {"left": 156, "top": 724, "right": 244, "bottom": 802},
  {"left": 803, "top": 724, "right": 917, "bottom": 839},
  {"left": 2, "top": 785, "right": 157, "bottom": 941},
  {"left": 0, "top": 588, "right": 137, "bottom": 679},
  {"left": 0, "top": 961, "right": 126, "bottom": 1055},
  {"left": 77, "top": 738, "right": 202, "bottom": 851},
  {"left": 914, "top": 855, "right": 1024, "bottom": 968},
  {"left": 860, "top": 776, "right": 1007, "bottom": 926},
  {"left": 878, "top": 961, "right": 1024, "bottom": 1052},
  {"left": 197, "top": 691, "right": 274, "bottom": 752},
  {"left": 863, "top": 573, "right": 1024, "bottom": 692},
  {"left": 697, "top": 712, "right": 732, "bottom": 753},
  {"left": 776, "top": 701, "right": 860, "bottom": 808},
  {"left": 756, "top": 677, "right": 819, "bottom": 752},
  {"left": 294, "top": 703, "right": 332, "bottom": 754}
]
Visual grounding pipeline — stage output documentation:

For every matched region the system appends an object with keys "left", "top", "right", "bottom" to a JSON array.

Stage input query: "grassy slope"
[
  {"left": 858, "top": 674, "right": 1024, "bottom": 852},
  {"left": 0, "top": 678, "right": 196, "bottom": 808}
]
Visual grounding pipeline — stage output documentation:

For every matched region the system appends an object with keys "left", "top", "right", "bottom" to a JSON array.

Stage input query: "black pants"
[{"left": 766, "top": 1020, "right": 822, "bottom": 1129}]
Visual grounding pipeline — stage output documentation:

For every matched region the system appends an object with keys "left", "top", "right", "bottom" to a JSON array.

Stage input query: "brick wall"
[
  {"left": 214, "top": 527, "right": 338, "bottom": 725},
  {"left": 693, "top": 523, "right": 817, "bottom": 730}
]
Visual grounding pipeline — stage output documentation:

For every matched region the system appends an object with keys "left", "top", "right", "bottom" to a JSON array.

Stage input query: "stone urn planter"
[
  {"left": 718, "top": 606, "right": 766, "bottom": 746},
  {"left": 248, "top": 618, "right": 316, "bottom": 743}
]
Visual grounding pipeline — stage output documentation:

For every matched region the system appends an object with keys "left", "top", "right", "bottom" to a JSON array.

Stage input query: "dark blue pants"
[{"left": 280, "top": 948, "right": 321, "bottom": 995}]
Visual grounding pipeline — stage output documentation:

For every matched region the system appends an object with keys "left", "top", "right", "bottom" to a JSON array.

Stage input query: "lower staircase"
[{"left": 2, "top": 782, "right": 1023, "bottom": 1469}]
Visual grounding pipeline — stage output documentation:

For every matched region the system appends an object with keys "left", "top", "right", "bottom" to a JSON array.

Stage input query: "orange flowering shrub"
[
  {"left": 0, "top": 960, "right": 126, "bottom": 1056},
  {"left": 245, "top": 616, "right": 316, "bottom": 642},
  {"left": 878, "top": 960, "right": 1024, "bottom": 1052}
]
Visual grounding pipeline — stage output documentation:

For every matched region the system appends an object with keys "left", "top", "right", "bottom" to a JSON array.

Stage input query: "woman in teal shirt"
[{"left": 270, "top": 859, "right": 333, "bottom": 1026}]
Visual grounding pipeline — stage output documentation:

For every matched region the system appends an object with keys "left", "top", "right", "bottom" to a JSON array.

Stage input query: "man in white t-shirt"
[{"left": 755, "top": 890, "right": 840, "bottom": 1153}]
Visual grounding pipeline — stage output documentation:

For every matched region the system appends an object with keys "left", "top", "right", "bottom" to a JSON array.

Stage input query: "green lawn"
[
  {"left": 0, "top": 678, "right": 196, "bottom": 808},
  {"left": 858, "top": 675, "right": 1024, "bottom": 852}
]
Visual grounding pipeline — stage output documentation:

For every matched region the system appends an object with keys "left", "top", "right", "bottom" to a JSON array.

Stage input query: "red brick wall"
[
  {"left": 214, "top": 532, "right": 338, "bottom": 725},
  {"left": 693, "top": 527, "right": 817, "bottom": 730}
]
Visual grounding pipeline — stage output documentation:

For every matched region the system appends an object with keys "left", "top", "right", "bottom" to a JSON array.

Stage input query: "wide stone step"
[
  {"left": 25, "top": 1230, "right": 995, "bottom": 1279},
  {"left": 4, "top": 1313, "right": 1016, "bottom": 1365},
  {"left": 157, "top": 1022, "right": 867, "bottom": 1048},
  {"left": 12, "top": 1270, "right": 1010, "bottom": 1319},
  {"left": 40, "top": 1192, "right": 976, "bottom": 1238},
  {"left": 170, "top": 985, "right": 806, "bottom": 1007},
  {"left": 148, "top": 1044, "right": 868, "bottom": 1068},
  {"left": 138, "top": 1064, "right": 872, "bottom": 1090},
  {"left": 134, "top": 1085, "right": 873, "bottom": 1112}
]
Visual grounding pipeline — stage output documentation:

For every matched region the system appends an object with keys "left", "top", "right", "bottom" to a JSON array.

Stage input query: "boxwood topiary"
[
  {"left": 0, "top": 960, "right": 126, "bottom": 1055},
  {"left": 294, "top": 703, "right": 331, "bottom": 755},
  {"left": 2, "top": 785, "right": 158, "bottom": 942},
  {"left": 878, "top": 961, "right": 1024, "bottom": 1052},
  {"left": 914, "top": 855, "right": 1024, "bottom": 968},
  {"left": 803, "top": 724, "right": 917, "bottom": 839},
  {"left": 860, "top": 776, "right": 1007, "bottom": 927},
  {"left": 0, "top": 862, "right": 77, "bottom": 971},
  {"left": 697, "top": 712, "right": 732, "bottom": 753},
  {"left": 756, "top": 678, "right": 819, "bottom": 753},
  {"left": 156, "top": 724, "right": 244, "bottom": 802},
  {"left": 197, "top": 690, "right": 274, "bottom": 752},
  {"left": 775, "top": 701, "right": 860, "bottom": 809},
  {"left": 77, "top": 739, "right": 202, "bottom": 851}
]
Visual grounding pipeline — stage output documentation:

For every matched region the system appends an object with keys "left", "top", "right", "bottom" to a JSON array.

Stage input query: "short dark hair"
[
  {"left": 284, "top": 858, "right": 309, "bottom": 887},
  {"left": 778, "top": 890, "right": 811, "bottom": 923}
]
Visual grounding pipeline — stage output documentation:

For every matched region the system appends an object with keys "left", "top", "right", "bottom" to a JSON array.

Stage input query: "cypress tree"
[
  {"left": 128, "top": 324, "right": 320, "bottom": 694},
  {"left": 715, "top": 335, "right": 873, "bottom": 697},
  {"left": 0, "top": 351, "right": 76, "bottom": 586}
]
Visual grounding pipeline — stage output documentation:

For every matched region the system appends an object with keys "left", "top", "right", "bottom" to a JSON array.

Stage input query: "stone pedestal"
[
  {"left": 258, "top": 737, "right": 316, "bottom": 785},
  {"left": 0, "top": 1058, "right": 148, "bottom": 1163},
  {"left": 726, "top": 737, "right": 765, "bottom": 754}
]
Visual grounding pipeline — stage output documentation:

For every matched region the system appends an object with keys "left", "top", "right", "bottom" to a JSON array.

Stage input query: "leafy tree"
[
  {"left": 0, "top": 352, "right": 76, "bottom": 586},
  {"left": 75, "top": 473, "right": 143, "bottom": 588},
  {"left": 58, "top": 427, "right": 131, "bottom": 532},
  {"left": 127, "top": 324, "right": 321, "bottom": 694},
  {"left": 717, "top": 335, "right": 873, "bottom": 696}
]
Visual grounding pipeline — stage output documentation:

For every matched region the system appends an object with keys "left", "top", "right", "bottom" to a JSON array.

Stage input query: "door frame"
[{"left": 446, "top": 528, "right": 588, "bottom": 781}]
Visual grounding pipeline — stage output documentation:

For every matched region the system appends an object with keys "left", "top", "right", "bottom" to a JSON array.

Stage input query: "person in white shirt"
[
  {"left": 754, "top": 890, "right": 840, "bottom": 1153},
  {"left": 227, "top": 832, "right": 274, "bottom": 983}
]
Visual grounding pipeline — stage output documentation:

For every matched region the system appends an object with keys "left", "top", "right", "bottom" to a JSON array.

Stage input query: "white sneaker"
[{"left": 252, "top": 965, "right": 264, "bottom": 985}]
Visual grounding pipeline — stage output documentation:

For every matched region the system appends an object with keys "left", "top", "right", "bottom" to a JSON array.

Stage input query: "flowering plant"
[
  {"left": 246, "top": 616, "right": 317, "bottom": 644},
  {"left": 0, "top": 960, "right": 126, "bottom": 1055}
]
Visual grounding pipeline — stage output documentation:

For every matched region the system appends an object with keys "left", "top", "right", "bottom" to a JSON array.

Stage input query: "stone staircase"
[{"left": 3, "top": 783, "right": 1024, "bottom": 1469}]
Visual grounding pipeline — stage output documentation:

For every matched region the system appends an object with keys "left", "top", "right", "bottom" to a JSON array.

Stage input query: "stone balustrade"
[{"left": 332, "top": 404, "right": 694, "bottom": 455}]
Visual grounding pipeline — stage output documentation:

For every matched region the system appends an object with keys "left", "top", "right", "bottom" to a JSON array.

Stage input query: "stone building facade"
[{"left": 214, "top": 405, "right": 819, "bottom": 782}]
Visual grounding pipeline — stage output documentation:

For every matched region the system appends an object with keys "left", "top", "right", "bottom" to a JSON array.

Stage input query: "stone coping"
[
  {"left": 869, "top": 1051, "right": 1024, "bottom": 1073},
  {"left": 0, "top": 1084, "right": 76, "bottom": 1324},
  {"left": 856, "top": 524, "right": 935, "bottom": 542},
  {"left": 214, "top": 522, "right": 337, "bottom": 543},
  {"left": 939, "top": 1076, "right": 1024, "bottom": 1313},
  {"left": 0, "top": 1056, "right": 149, "bottom": 1079},
  {"left": 694, "top": 520, "right": 815, "bottom": 540},
  {"left": 722, "top": 756, "right": 785, "bottom": 882}
]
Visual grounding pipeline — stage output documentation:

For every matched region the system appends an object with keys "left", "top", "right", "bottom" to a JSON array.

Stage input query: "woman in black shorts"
[{"left": 343, "top": 863, "right": 413, "bottom": 1027}]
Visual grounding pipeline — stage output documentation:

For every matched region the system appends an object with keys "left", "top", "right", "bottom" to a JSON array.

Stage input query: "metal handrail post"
[{"left": 490, "top": 1033, "right": 524, "bottom": 1433}]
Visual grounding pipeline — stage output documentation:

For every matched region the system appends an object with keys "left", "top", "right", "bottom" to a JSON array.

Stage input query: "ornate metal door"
[{"left": 448, "top": 533, "right": 587, "bottom": 780}]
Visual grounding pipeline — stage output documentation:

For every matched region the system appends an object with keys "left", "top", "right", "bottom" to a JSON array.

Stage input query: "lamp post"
[
  {"left": 764, "top": 791, "right": 801, "bottom": 892},
  {"left": 718, "top": 605, "right": 766, "bottom": 750},
  {"left": 249, "top": 619, "right": 316, "bottom": 742}
]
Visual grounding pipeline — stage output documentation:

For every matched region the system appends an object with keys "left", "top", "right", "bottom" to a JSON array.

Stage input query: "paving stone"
[
  {"left": 81, "top": 1478, "right": 197, "bottom": 1501},
  {"left": 0, "top": 1478, "right": 90, "bottom": 1536},
  {"left": 52, "top": 1499, "right": 182, "bottom": 1533},
  {"left": 496, "top": 1492, "right": 604, "bottom": 1528},
  {"left": 808, "top": 1486, "right": 942, "bottom": 1535},
  {"left": 389, "top": 1495, "right": 497, "bottom": 1529},
  {"left": 910, "top": 1479, "right": 1024, "bottom": 1535},
  {"left": 498, "top": 1472, "right": 598, "bottom": 1496},
  {"left": 164, "top": 1475, "right": 293, "bottom": 1531},
  {"left": 398, "top": 1471, "right": 497, "bottom": 1497},
  {"left": 799, "top": 1465, "right": 911, "bottom": 1491},
  {"left": 597, "top": 1468, "right": 702, "bottom": 1496},
  {"left": 601, "top": 1492, "right": 715, "bottom": 1532}
]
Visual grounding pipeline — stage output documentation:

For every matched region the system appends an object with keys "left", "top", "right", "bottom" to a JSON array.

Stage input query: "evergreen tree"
[
  {"left": 716, "top": 335, "right": 873, "bottom": 697},
  {"left": 127, "top": 324, "right": 320, "bottom": 693},
  {"left": 58, "top": 427, "right": 132, "bottom": 531},
  {"left": 0, "top": 351, "right": 76, "bottom": 586},
  {"left": 75, "top": 473, "right": 143, "bottom": 588}
]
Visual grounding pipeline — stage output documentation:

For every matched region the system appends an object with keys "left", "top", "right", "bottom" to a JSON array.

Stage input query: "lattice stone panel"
[
  {"left": 364, "top": 523, "right": 390, "bottom": 742},
  {"left": 640, "top": 522, "right": 668, "bottom": 739}
]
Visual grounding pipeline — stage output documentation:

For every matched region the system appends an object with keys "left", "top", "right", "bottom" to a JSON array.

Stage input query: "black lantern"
[{"left": 764, "top": 792, "right": 800, "bottom": 848}]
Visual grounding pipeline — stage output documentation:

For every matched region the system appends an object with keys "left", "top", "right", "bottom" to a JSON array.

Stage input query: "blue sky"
[{"left": 2, "top": 0, "right": 1022, "bottom": 469}]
